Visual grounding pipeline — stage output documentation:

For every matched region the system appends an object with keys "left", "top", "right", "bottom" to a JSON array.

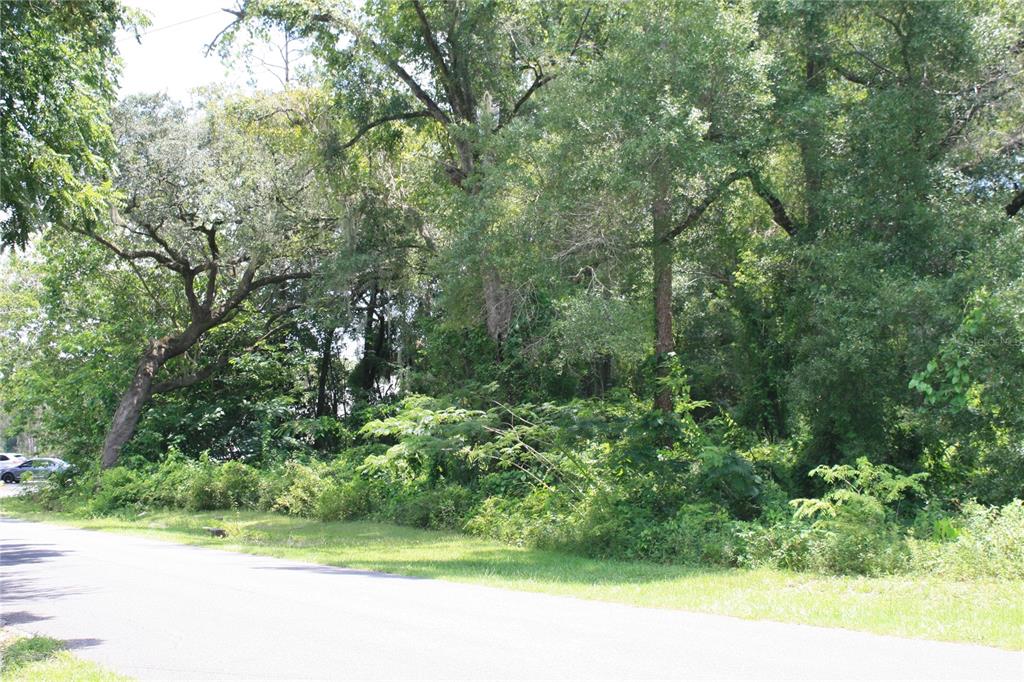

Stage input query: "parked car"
[
  {"left": 0, "top": 457, "right": 70, "bottom": 484},
  {"left": 0, "top": 453, "right": 26, "bottom": 469}
]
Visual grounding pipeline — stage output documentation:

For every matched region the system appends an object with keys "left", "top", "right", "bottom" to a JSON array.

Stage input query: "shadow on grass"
[
  {"left": 310, "top": 552, "right": 734, "bottom": 587},
  {"left": 12, "top": 510, "right": 735, "bottom": 587}
]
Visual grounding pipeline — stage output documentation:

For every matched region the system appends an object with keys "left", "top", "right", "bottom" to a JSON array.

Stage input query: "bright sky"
[{"left": 117, "top": 0, "right": 289, "bottom": 101}]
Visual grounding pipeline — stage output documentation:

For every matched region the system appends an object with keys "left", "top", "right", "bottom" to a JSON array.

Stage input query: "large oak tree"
[{"left": 81, "top": 93, "right": 335, "bottom": 467}]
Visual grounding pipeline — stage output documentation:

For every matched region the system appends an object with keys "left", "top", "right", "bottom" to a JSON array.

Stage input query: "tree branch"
[
  {"left": 383, "top": 57, "right": 451, "bottom": 124},
  {"left": 151, "top": 356, "right": 229, "bottom": 394},
  {"left": 204, "top": 7, "right": 244, "bottom": 57},
  {"left": 183, "top": 269, "right": 204, "bottom": 318},
  {"left": 411, "top": 0, "right": 451, "bottom": 81},
  {"left": 569, "top": 7, "right": 593, "bottom": 59},
  {"left": 339, "top": 110, "right": 434, "bottom": 150},
  {"left": 213, "top": 266, "right": 311, "bottom": 324},
  {"left": 151, "top": 304, "right": 300, "bottom": 394},
  {"left": 140, "top": 220, "right": 191, "bottom": 269},
  {"left": 495, "top": 9, "right": 591, "bottom": 133},
  {"left": 831, "top": 62, "right": 875, "bottom": 87},
  {"left": 70, "top": 224, "right": 186, "bottom": 272},
  {"left": 747, "top": 171, "right": 799, "bottom": 237},
  {"left": 664, "top": 170, "right": 750, "bottom": 242},
  {"left": 219, "top": 4, "right": 450, "bottom": 124},
  {"left": 495, "top": 72, "right": 554, "bottom": 132}
]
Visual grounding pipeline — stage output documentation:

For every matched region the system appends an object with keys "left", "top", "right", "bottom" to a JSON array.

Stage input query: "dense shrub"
[
  {"left": 87, "top": 467, "right": 146, "bottom": 515},
  {"left": 908, "top": 500, "right": 1024, "bottom": 580},
  {"left": 217, "top": 461, "right": 262, "bottom": 509},
  {"left": 629, "top": 504, "right": 741, "bottom": 565},
  {"left": 387, "top": 483, "right": 476, "bottom": 530},
  {"left": 316, "top": 477, "right": 385, "bottom": 522},
  {"left": 465, "top": 488, "right": 574, "bottom": 548},
  {"left": 21, "top": 397, "right": 1024, "bottom": 582},
  {"left": 272, "top": 462, "right": 330, "bottom": 516},
  {"left": 789, "top": 458, "right": 926, "bottom": 575},
  {"left": 142, "top": 456, "right": 195, "bottom": 508},
  {"left": 571, "top": 490, "right": 652, "bottom": 559},
  {"left": 734, "top": 518, "right": 816, "bottom": 571}
]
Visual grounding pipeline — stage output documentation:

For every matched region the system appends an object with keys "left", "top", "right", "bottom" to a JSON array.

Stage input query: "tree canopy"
[{"left": 1, "top": 0, "right": 136, "bottom": 248}]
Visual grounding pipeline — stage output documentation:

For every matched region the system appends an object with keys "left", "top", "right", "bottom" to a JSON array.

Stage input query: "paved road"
[{"left": 0, "top": 518, "right": 1020, "bottom": 681}]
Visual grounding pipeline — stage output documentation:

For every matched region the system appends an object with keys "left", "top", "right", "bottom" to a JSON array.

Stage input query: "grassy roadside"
[
  {"left": 3, "top": 500, "right": 1022, "bottom": 651},
  {"left": 0, "top": 629, "right": 130, "bottom": 682}
]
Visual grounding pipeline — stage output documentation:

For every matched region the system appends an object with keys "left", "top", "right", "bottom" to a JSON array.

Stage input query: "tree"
[
  {"left": 530, "top": 0, "right": 780, "bottom": 411},
  {"left": 758, "top": 0, "right": 1024, "bottom": 467},
  {"left": 79, "top": 93, "right": 335, "bottom": 468},
  {"left": 220, "top": 0, "right": 602, "bottom": 349},
  {"left": 1, "top": 0, "right": 136, "bottom": 249}
]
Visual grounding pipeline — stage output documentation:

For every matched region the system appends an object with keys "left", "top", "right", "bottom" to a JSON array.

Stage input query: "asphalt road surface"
[{"left": 0, "top": 517, "right": 1020, "bottom": 681}]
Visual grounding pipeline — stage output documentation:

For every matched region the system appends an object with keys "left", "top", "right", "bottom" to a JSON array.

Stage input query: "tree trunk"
[
  {"left": 100, "top": 340, "right": 170, "bottom": 468},
  {"left": 482, "top": 268, "right": 513, "bottom": 356},
  {"left": 100, "top": 321, "right": 208, "bottom": 468},
  {"left": 352, "top": 284, "right": 384, "bottom": 395},
  {"left": 652, "top": 187, "right": 674, "bottom": 413},
  {"left": 314, "top": 328, "right": 335, "bottom": 417}
]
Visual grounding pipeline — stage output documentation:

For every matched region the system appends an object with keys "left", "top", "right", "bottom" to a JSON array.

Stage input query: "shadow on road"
[
  {"left": 0, "top": 542, "right": 68, "bottom": 565},
  {"left": 62, "top": 637, "right": 104, "bottom": 650},
  {"left": 0, "top": 610, "right": 53, "bottom": 626},
  {"left": 250, "top": 563, "right": 426, "bottom": 580},
  {"left": 1, "top": 538, "right": 90, "bottom": 636},
  {"left": 2, "top": 575, "right": 86, "bottom": 603}
]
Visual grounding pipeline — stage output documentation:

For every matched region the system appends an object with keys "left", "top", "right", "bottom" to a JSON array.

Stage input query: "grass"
[
  {"left": 4, "top": 500, "right": 1022, "bottom": 651},
  {"left": 0, "top": 629, "right": 130, "bottom": 682}
]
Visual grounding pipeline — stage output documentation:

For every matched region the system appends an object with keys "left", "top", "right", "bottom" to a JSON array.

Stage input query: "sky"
[{"left": 117, "top": 0, "right": 290, "bottom": 101}]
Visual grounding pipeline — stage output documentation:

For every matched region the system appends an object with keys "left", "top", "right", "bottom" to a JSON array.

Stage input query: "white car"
[{"left": 0, "top": 453, "right": 26, "bottom": 470}]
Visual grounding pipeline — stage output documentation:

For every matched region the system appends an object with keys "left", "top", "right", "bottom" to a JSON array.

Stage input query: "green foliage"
[
  {"left": 790, "top": 458, "right": 928, "bottom": 574},
  {"left": 464, "top": 489, "right": 574, "bottom": 549},
  {"left": 908, "top": 500, "right": 1024, "bottom": 580},
  {"left": 792, "top": 458, "right": 929, "bottom": 518},
  {"left": 272, "top": 462, "right": 331, "bottom": 517},
  {"left": 0, "top": 635, "right": 64, "bottom": 673},
  {"left": 316, "top": 477, "right": 385, "bottom": 522},
  {"left": 88, "top": 467, "right": 146, "bottom": 515},
  {"left": 387, "top": 484, "right": 476, "bottom": 530},
  {"left": 0, "top": 0, "right": 137, "bottom": 247},
  {"left": 734, "top": 517, "right": 816, "bottom": 572}
]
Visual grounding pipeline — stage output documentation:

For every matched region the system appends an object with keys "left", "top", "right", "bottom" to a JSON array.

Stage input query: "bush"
[
  {"left": 387, "top": 484, "right": 476, "bottom": 530},
  {"left": 272, "top": 462, "right": 330, "bottom": 516},
  {"left": 803, "top": 509, "right": 908, "bottom": 575},
  {"left": 789, "top": 457, "right": 925, "bottom": 575},
  {"left": 465, "top": 488, "right": 574, "bottom": 547},
  {"left": 565, "top": 488, "right": 653, "bottom": 559},
  {"left": 142, "top": 457, "right": 194, "bottom": 508},
  {"left": 908, "top": 499, "right": 1024, "bottom": 580},
  {"left": 631, "top": 504, "right": 741, "bottom": 565},
  {"left": 181, "top": 458, "right": 224, "bottom": 511},
  {"left": 316, "top": 477, "right": 385, "bottom": 522},
  {"left": 734, "top": 517, "right": 816, "bottom": 571},
  {"left": 87, "top": 468, "right": 146, "bottom": 514},
  {"left": 217, "top": 461, "right": 261, "bottom": 509}
]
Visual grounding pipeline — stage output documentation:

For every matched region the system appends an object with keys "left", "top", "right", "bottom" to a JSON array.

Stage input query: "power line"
[{"left": 141, "top": 10, "right": 224, "bottom": 36}]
